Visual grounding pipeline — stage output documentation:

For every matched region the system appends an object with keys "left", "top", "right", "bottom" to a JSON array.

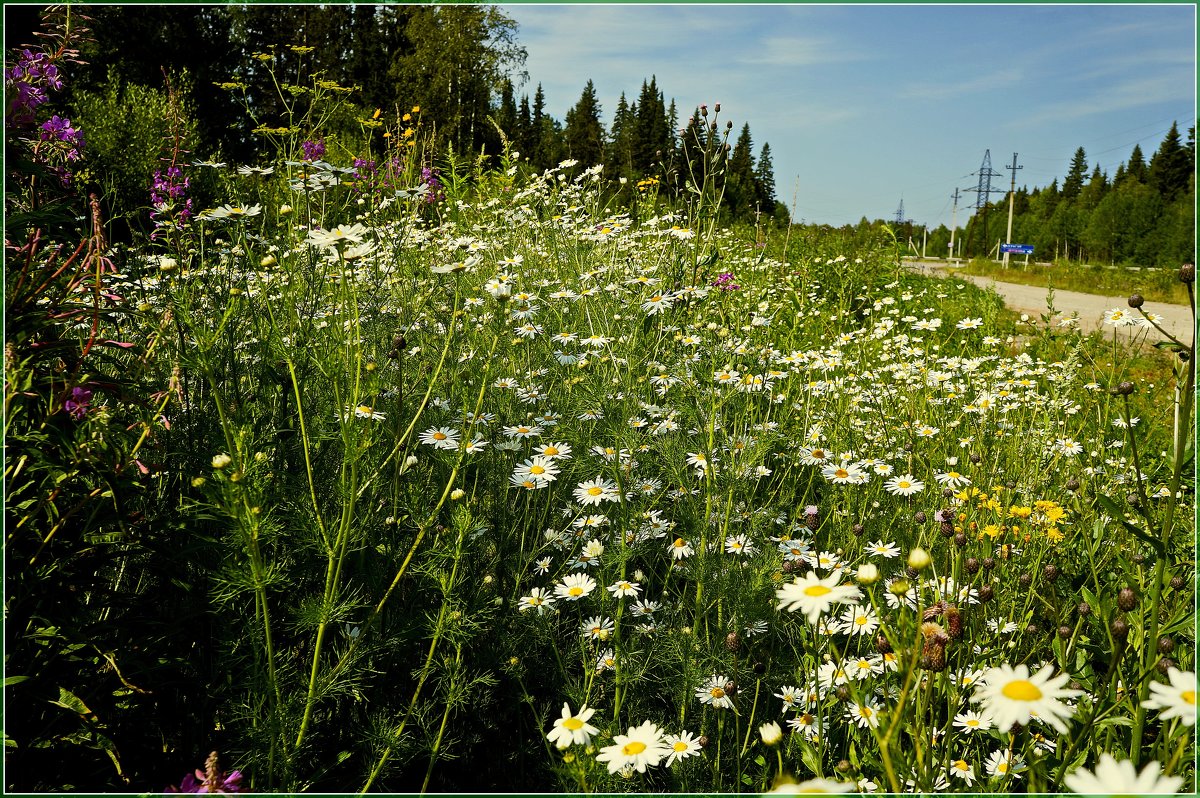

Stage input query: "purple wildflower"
[
  {"left": 711, "top": 272, "right": 740, "bottom": 291},
  {"left": 300, "top": 138, "right": 325, "bottom": 162},
  {"left": 63, "top": 386, "right": 92, "bottom": 420},
  {"left": 5, "top": 48, "right": 62, "bottom": 126},
  {"left": 39, "top": 115, "right": 83, "bottom": 159},
  {"left": 167, "top": 751, "right": 246, "bottom": 794},
  {"left": 149, "top": 165, "right": 193, "bottom": 238},
  {"left": 419, "top": 166, "right": 443, "bottom": 204}
]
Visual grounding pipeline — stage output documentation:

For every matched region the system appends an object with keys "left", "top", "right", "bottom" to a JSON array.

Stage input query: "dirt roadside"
[{"left": 914, "top": 264, "right": 1195, "bottom": 342}]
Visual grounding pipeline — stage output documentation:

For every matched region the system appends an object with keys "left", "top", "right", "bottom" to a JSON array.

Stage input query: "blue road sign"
[{"left": 1000, "top": 244, "right": 1034, "bottom": 255}]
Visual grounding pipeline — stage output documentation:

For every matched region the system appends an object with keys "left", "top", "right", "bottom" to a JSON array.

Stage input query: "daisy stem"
[
  {"left": 1163, "top": 720, "right": 1188, "bottom": 775},
  {"left": 1130, "top": 336, "right": 1194, "bottom": 763},
  {"left": 738, "top": 677, "right": 761, "bottom": 757}
]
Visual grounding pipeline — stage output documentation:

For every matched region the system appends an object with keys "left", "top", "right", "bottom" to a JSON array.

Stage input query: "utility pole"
[
  {"left": 1003, "top": 152, "right": 1023, "bottom": 266},
  {"left": 948, "top": 188, "right": 961, "bottom": 262}
]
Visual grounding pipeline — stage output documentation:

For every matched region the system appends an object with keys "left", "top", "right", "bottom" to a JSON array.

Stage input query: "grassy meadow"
[{"left": 5, "top": 30, "right": 1196, "bottom": 795}]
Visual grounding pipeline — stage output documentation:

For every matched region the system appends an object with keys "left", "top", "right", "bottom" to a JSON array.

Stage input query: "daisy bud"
[
  {"left": 759, "top": 721, "right": 782, "bottom": 746},
  {"left": 191, "top": 476, "right": 207, "bottom": 488},
  {"left": 279, "top": 204, "right": 293, "bottom": 216},
  {"left": 888, "top": 578, "right": 911, "bottom": 596},
  {"left": 450, "top": 488, "right": 465, "bottom": 500},
  {"left": 856, "top": 563, "right": 880, "bottom": 585},
  {"left": 212, "top": 453, "right": 233, "bottom": 470},
  {"left": 260, "top": 254, "right": 277, "bottom": 268},
  {"left": 907, "top": 548, "right": 931, "bottom": 571}
]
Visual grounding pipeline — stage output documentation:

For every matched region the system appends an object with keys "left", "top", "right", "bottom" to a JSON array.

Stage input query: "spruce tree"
[
  {"left": 1149, "top": 121, "right": 1190, "bottom": 200},
  {"left": 1126, "top": 143, "right": 1148, "bottom": 183},
  {"left": 564, "top": 79, "right": 605, "bottom": 167},
  {"left": 755, "top": 141, "right": 777, "bottom": 211},
  {"left": 1062, "top": 147, "right": 1088, "bottom": 200},
  {"left": 725, "top": 123, "right": 756, "bottom": 219}
]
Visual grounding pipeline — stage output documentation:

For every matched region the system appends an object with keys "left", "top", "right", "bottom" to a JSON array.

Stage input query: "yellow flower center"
[
  {"left": 530, "top": 465, "right": 545, "bottom": 475},
  {"left": 834, "top": 469, "right": 849, "bottom": 479},
  {"left": 1001, "top": 679, "right": 1043, "bottom": 701},
  {"left": 544, "top": 446, "right": 559, "bottom": 456},
  {"left": 711, "top": 687, "right": 726, "bottom": 699},
  {"left": 674, "top": 538, "right": 687, "bottom": 548},
  {"left": 433, "top": 432, "right": 447, "bottom": 440},
  {"left": 568, "top": 587, "right": 584, "bottom": 597},
  {"left": 966, "top": 719, "right": 979, "bottom": 727},
  {"left": 855, "top": 616, "right": 868, "bottom": 626},
  {"left": 860, "top": 706, "right": 873, "bottom": 717},
  {"left": 804, "top": 585, "right": 832, "bottom": 597},
  {"left": 953, "top": 760, "right": 968, "bottom": 772},
  {"left": 623, "top": 741, "right": 647, "bottom": 756},
  {"left": 673, "top": 741, "right": 688, "bottom": 752},
  {"left": 587, "top": 486, "right": 604, "bottom": 496},
  {"left": 997, "top": 762, "right": 1008, "bottom": 774},
  {"left": 563, "top": 718, "right": 583, "bottom": 730},
  {"left": 1183, "top": 690, "right": 1196, "bottom": 705}
]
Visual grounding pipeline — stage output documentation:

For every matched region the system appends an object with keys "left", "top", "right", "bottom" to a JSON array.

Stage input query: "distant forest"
[
  {"left": 6, "top": 4, "right": 785, "bottom": 232},
  {"left": 6, "top": 4, "right": 1194, "bottom": 264}
]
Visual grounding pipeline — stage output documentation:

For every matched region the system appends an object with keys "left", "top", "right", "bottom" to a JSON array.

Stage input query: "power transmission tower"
[
  {"left": 894, "top": 199, "right": 909, "bottom": 226},
  {"left": 965, "top": 149, "right": 1003, "bottom": 257},
  {"left": 1003, "top": 152, "right": 1023, "bottom": 266}
]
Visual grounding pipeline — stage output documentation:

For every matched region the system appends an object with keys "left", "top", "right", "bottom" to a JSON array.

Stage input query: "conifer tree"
[
  {"left": 1149, "top": 121, "right": 1190, "bottom": 200},
  {"left": 607, "top": 92, "right": 635, "bottom": 178},
  {"left": 755, "top": 141, "right": 777, "bottom": 211},
  {"left": 564, "top": 79, "right": 605, "bottom": 167},
  {"left": 1062, "top": 147, "right": 1088, "bottom": 200}
]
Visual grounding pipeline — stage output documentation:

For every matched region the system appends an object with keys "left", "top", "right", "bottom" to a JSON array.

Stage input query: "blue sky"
[{"left": 501, "top": 3, "right": 1196, "bottom": 227}]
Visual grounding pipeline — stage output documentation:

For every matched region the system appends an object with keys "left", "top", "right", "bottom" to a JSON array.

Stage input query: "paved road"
[{"left": 912, "top": 262, "right": 1195, "bottom": 342}]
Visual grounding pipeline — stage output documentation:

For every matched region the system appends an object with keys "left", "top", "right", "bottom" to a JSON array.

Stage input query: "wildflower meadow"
[{"left": 4, "top": 8, "right": 1196, "bottom": 795}]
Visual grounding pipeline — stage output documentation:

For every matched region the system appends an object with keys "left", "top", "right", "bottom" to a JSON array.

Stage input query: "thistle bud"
[
  {"left": 1180, "top": 263, "right": 1195, "bottom": 283},
  {"left": 1112, "top": 618, "right": 1129, "bottom": 640},
  {"left": 964, "top": 557, "right": 980, "bottom": 574},
  {"left": 1058, "top": 625, "right": 1072, "bottom": 639},
  {"left": 725, "top": 631, "right": 741, "bottom": 652},
  {"left": 1128, "top": 293, "right": 1144, "bottom": 308},
  {"left": 978, "top": 584, "right": 994, "bottom": 602},
  {"left": 1117, "top": 587, "right": 1137, "bottom": 612}
]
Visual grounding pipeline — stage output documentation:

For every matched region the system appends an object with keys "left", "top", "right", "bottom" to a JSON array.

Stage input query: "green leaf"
[
  {"left": 4, "top": 675, "right": 30, "bottom": 687},
  {"left": 51, "top": 687, "right": 92, "bottom": 716},
  {"left": 1094, "top": 494, "right": 1165, "bottom": 557}
]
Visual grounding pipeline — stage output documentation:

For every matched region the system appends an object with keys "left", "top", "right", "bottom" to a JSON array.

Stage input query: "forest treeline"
[{"left": 7, "top": 4, "right": 785, "bottom": 231}]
